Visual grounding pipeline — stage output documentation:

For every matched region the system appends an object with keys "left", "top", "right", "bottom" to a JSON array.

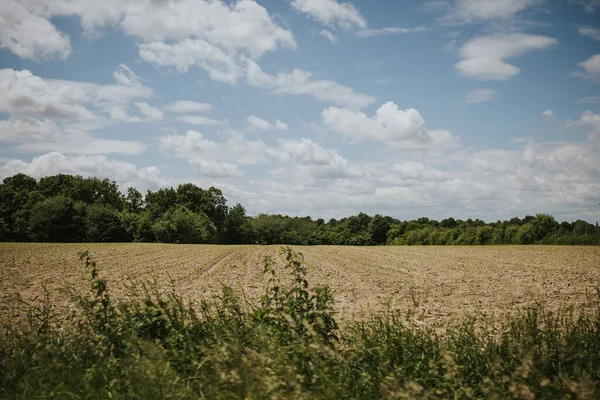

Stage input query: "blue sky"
[{"left": 1, "top": 0, "right": 599, "bottom": 222}]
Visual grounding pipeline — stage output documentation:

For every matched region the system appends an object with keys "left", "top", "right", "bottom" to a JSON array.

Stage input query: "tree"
[
  {"left": 85, "top": 203, "right": 127, "bottom": 242},
  {"left": 225, "top": 203, "right": 252, "bottom": 244},
  {"left": 0, "top": 174, "right": 39, "bottom": 241},
  {"left": 125, "top": 187, "right": 144, "bottom": 213},
  {"left": 152, "top": 207, "right": 216, "bottom": 244},
  {"left": 146, "top": 188, "right": 177, "bottom": 217},
  {"left": 440, "top": 217, "right": 457, "bottom": 228},
  {"left": 347, "top": 213, "right": 371, "bottom": 235},
  {"left": 531, "top": 214, "right": 557, "bottom": 241},
  {"left": 29, "top": 196, "right": 83, "bottom": 242},
  {"left": 369, "top": 214, "right": 390, "bottom": 245},
  {"left": 171, "top": 207, "right": 216, "bottom": 244},
  {"left": 513, "top": 223, "right": 534, "bottom": 244}
]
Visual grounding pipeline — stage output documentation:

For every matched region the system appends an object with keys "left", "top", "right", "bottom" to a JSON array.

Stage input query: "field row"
[{"left": 1, "top": 243, "right": 599, "bottom": 327}]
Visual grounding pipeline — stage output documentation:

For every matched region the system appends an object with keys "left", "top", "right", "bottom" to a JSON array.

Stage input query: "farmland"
[
  {"left": 2, "top": 243, "right": 599, "bottom": 327},
  {"left": 2, "top": 243, "right": 600, "bottom": 398}
]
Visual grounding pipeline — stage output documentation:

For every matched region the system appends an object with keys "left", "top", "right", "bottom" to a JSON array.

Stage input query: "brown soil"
[{"left": 1, "top": 243, "right": 599, "bottom": 328}]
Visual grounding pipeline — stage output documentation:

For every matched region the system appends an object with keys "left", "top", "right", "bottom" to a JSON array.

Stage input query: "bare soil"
[{"left": 1, "top": 243, "right": 599, "bottom": 328}]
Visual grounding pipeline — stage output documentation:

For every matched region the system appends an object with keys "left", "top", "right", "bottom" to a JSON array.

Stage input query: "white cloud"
[
  {"left": 0, "top": 67, "right": 153, "bottom": 121},
  {"left": 0, "top": 0, "right": 71, "bottom": 60},
  {"left": 464, "top": 88, "right": 495, "bottom": 103},
  {"left": 176, "top": 115, "right": 223, "bottom": 126},
  {"left": 245, "top": 59, "right": 375, "bottom": 109},
  {"left": 576, "top": 54, "right": 600, "bottom": 80},
  {"left": 542, "top": 109, "right": 553, "bottom": 118},
  {"left": 164, "top": 100, "right": 213, "bottom": 113},
  {"left": 135, "top": 102, "right": 164, "bottom": 121},
  {"left": 0, "top": 66, "right": 155, "bottom": 155},
  {"left": 0, "top": 118, "right": 146, "bottom": 155},
  {"left": 0, "top": 69, "right": 95, "bottom": 120},
  {"left": 0, "top": 152, "right": 169, "bottom": 191},
  {"left": 455, "top": 34, "right": 558, "bottom": 80},
  {"left": 247, "top": 115, "right": 288, "bottom": 131},
  {"left": 322, "top": 101, "right": 459, "bottom": 149},
  {"left": 139, "top": 39, "right": 244, "bottom": 84},
  {"left": 159, "top": 130, "right": 354, "bottom": 181},
  {"left": 579, "top": 27, "right": 600, "bottom": 41},
  {"left": 319, "top": 30, "right": 338, "bottom": 44},
  {"left": 356, "top": 26, "right": 428, "bottom": 38},
  {"left": 119, "top": 0, "right": 296, "bottom": 58},
  {"left": 189, "top": 159, "right": 243, "bottom": 178},
  {"left": 113, "top": 64, "right": 142, "bottom": 87},
  {"left": 2, "top": 0, "right": 296, "bottom": 61},
  {"left": 567, "top": 110, "right": 600, "bottom": 139},
  {"left": 291, "top": 0, "right": 366, "bottom": 29},
  {"left": 439, "top": 0, "right": 540, "bottom": 24}
]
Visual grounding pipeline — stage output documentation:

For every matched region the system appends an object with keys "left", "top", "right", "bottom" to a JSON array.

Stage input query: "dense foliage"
[
  {"left": 1, "top": 173, "right": 599, "bottom": 245},
  {"left": 1, "top": 250, "right": 599, "bottom": 399}
]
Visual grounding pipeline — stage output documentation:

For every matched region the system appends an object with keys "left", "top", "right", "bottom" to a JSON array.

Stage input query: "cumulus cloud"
[
  {"left": 1, "top": 0, "right": 295, "bottom": 61},
  {"left": 189, "top": 159, "right": 243, "bottom": 178},
  {"left": 0, "top": 0, "right": 71, "bottom": 60},
  {"left": 0, "top": 152, "right": 169, "bottom": 191},
  {"left": 322, "top": 101, "right": 459, "bottom": 149},
  {"left": 164, "top": 100, "right": 213, "bottom": 113},
  {"left": 247, "top": 115, "right": 287, "bottom": 131},
  {"left": 576, "top": 54, "right": 600, "bottom": 80},
  {"left": 139, "top": 39, "right": 244, "bottom": 84},
  {"left": 291, "top": 0, "right": 366, "bottom": 29},
  {"left": 0, "top": 69, "right": 95, "bottom": 120},
  {"left": 567, "top": 110, "right": 600, "bottom": 139},
  {"left": 438, "top": 0, "right": 540, "bottom": 24},
  {"left": 464, "top": 88, "right": 495, "bottom": 103},
  {"left": 0, "top": 66, "right": 155, "bottom": 155},
  {"left": 319, "top": 30, "right": 338, "bottom": 44},
  {"left": 245, "top": 59, "right": 375, "bottom": 109},
  {"left": 0, "top": 0, "right": 371, "bottom": 109},
  {"left": 0, "top": 118, "right": 146, "bottom": 155},
  {"left": 542, "top": 109, "right": 553, "bottom": 118},
  {"left": 455, "top": 34, "right": 558, "bottom": 81},
  {"left": 0, "top": 67, "right": 153, "bottom": 121},
  {"left": 158, "top": 130, "right": 356, "bottom": 181}
]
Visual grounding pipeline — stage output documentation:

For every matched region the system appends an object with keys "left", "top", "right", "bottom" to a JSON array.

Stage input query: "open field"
[{"left": 1, "top": 243, "right": 599, "bottom": 327}]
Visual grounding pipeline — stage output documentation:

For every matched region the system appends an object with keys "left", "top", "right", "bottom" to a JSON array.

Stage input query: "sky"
[{"left": 0, "top": 0, "right": 599, "bottom": 222}]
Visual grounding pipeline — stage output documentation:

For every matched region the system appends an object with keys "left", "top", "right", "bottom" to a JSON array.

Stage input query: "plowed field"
[{"left": 1, "top": 243, "right": 599, "bottom": 328}]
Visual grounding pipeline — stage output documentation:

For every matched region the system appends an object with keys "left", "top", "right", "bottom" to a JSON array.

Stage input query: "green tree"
[
  {"left": 29, "top": 196, "right": 83, "bottom": 242},
  {"left": 84, "top": 203, "right": 127, "bottom": 242},
  {"left": 369, "top": 214, "right": 390, "bottom": 245},
  {"left": 513, "top": 223, "right": 534, "bottom": 244},
  {"left": 225, "top": 203, "right": 252, "bottom": 244},
  {"left": 152, "top": 207, "right": 216, "bottom": 244},
  {"left": 125, "top": 187, "right": 144, "bottom": 213},
  {"left": 531, "top": 214, "right": 558, "bottom": 241}
]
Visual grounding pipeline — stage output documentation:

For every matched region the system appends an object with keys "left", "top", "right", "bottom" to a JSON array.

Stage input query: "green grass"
[{"left": 1, "top": 248, "right": 599, "bottom": 399}]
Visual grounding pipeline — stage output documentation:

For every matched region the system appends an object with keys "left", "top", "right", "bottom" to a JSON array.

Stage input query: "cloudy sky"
[{"left": 1, "top": 0, "right": 599, "bottom": 222}]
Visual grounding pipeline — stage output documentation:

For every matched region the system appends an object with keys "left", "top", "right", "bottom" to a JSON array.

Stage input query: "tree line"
[{"left": 0, "top": 173, "right": 598, "bottom": 245}]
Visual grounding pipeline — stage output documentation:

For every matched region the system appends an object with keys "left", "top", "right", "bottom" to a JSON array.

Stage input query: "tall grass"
[{"left": 1, "top": 248, "right": 599, "bottom": 399}]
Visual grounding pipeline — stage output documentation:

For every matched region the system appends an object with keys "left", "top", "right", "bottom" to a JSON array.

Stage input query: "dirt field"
[{"left": 1, "top": 243, "right": 599, "bottom": 328}]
